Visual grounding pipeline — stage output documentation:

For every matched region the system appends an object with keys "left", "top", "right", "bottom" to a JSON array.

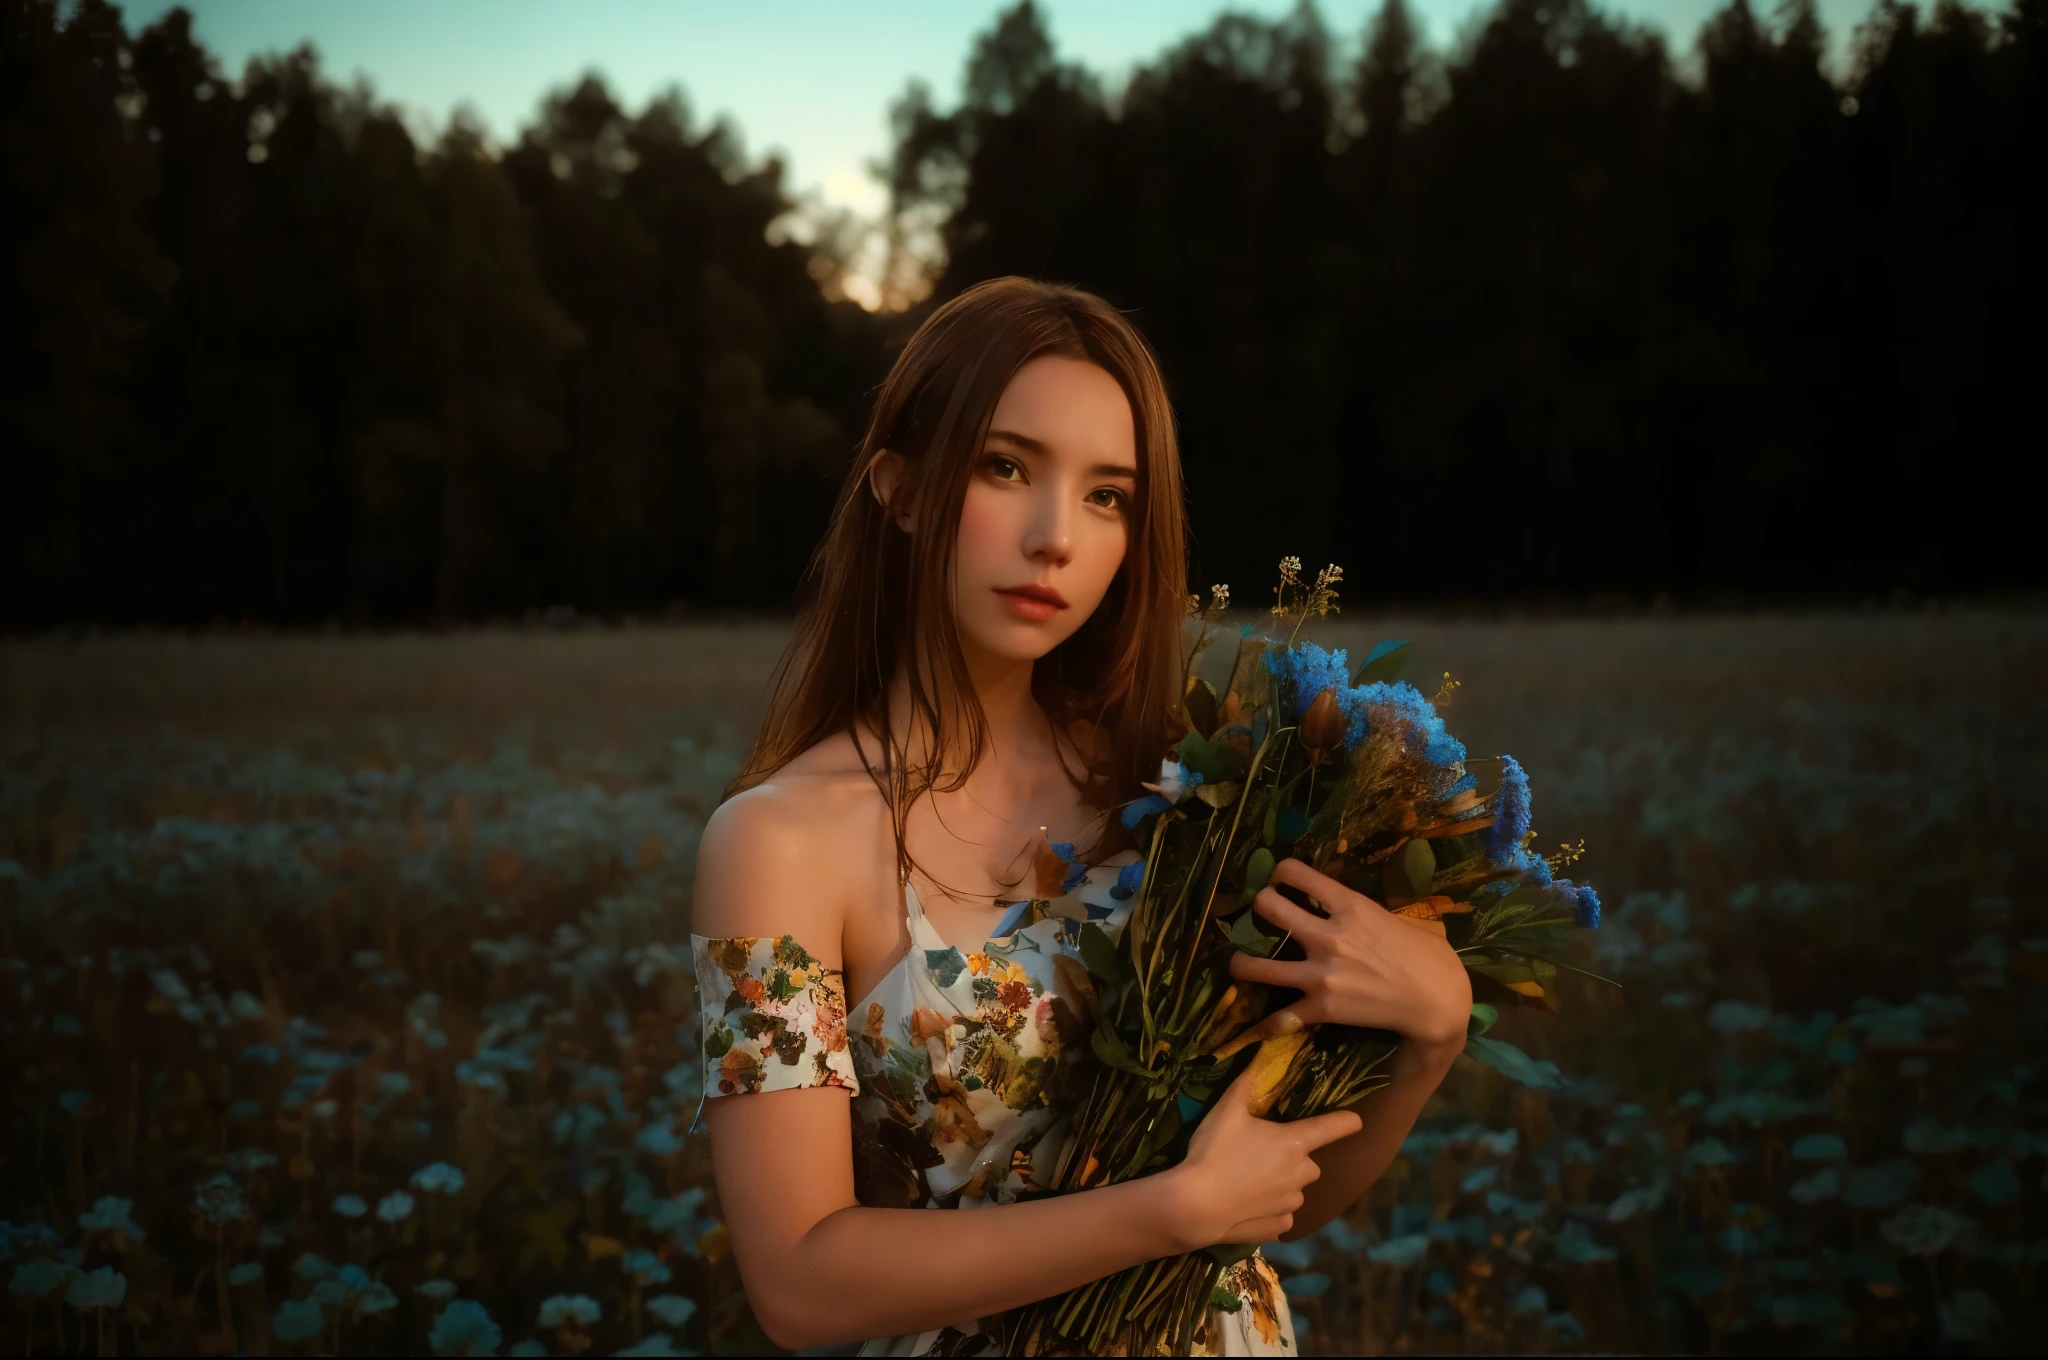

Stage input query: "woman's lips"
[{"left": 995, "top": 584, "right": 1068, "bottom": 621}]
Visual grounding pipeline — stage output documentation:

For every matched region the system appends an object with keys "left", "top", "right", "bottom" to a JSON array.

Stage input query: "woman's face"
[{"left": 949, "top": 356, "right": 1139, "bottom": 666}]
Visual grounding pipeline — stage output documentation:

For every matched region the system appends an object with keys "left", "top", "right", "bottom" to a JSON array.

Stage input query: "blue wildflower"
[
  {"left": 331, "top": 1194, "right": 367, "bottom": 1219},
  {"left": 645, "top": 1294, "right": 697, "bottom": 1329},
  {"left": 376, "top": 1191, "right": 416, "bottom": 1223},
  {"left": 636, "top": 1123, "right": 685, "bottom": 1158},
  {"left": 64, "top": 1267, "right": 125, "bottom": 1310},
  {"left": 621, "top": 1249, "right": 671, "bottom": 1287},
  {"left": 1352, "top": 681, "right": 1465, "bottom": 766},
  {"left": 9, "top": 1260, "right": 70, "bottom": 1296},
  {"left": 294, "top": 1253, "right": 338, "bottom": 1280},
  {"left": 58, "top": 1090, "right": 92, "bottom": 1114},
  {"left": 1110, "top": 859, "right": 1145, "bottom": 901},
  {"left": 228, "top": 1262, "right": 264, "bottom": 1287},
  {"left": 1119, "top": 793, "right": 1171, "bottom": 831},
  {"left": 241, "top": 1044, "right": 281, "bottom": 1065},
  {"left": 508, "top": 1344, "right": 550, "bottom": 1358},
  {"left": 192, "top": 1174, "right": 249, "bottom": 1226},
  {"left": 273, "top": 1298, "right": 326, "bottom": 1344},
  {"left": 224, "top": 1148, "right": 277, "bottom": 1174},
  {"left": 1266, "top": 642, "right": 1353, "bottom": 726},
  {"left": 1482, "top": 756, "right": 1531, "bottom": 859},
  {"left": 412, "top": 1162, "right": 467, "bottom": 1195},
  {"left": 1047, "top": 842, "right": 1089, "bottom": 895},
  {"left": 613, "top": 1335, "right": 683, "bottom": 1358},
  {"left": 1573, "top": 883, "right": 1601, "bottom": 929},
  {"left": 537, "top": 1294, "right": 601, "bottom": 1328},
  {"left": 418, "top": 1280, "right": 458, "bottom": 1301},
  {"left": 431, "top": 1300, "right": 504, "bottom": 1356},
  {"left": 78, "top": 1197, "right": 145, "bottom": 1243}
]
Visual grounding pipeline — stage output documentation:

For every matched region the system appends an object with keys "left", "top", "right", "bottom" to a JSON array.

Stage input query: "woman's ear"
[{"left": 868, "top": 449, "right": 912, "bottom": 531}]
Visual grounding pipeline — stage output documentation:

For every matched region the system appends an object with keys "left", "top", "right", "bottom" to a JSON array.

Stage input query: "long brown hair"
[{"left": 725, "top": 276, "right": 1190, "bottom": 889}]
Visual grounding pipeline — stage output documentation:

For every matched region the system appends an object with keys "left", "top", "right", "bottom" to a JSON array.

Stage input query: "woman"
[{"left": 690, "top": 277, "right": 1472, "bottom": 1355}]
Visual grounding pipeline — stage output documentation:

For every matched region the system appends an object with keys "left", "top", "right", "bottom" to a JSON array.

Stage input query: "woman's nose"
[{"left": 1021, "top": 487, "right": 1072, "bottom": 565}]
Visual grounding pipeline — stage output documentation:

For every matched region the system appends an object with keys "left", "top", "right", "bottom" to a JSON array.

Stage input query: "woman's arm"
[
  {"left": 694, "top": 793, "right": 1361, "bottom": 1350},
  {"left": 1226, "top": 858, "right": 1475, "bottom": 1241}
]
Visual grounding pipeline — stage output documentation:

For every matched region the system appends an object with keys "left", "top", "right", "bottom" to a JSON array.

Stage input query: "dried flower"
[
  {"left": 1210, "top": 583, "right": 1230, "bottom": 612},
  {"left": 1299, "top": 688, "right": 1347, "bottom": 759}
]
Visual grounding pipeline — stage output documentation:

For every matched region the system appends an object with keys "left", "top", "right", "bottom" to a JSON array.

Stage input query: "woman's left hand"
[{"left": 1227, "top": 857, "right": 1472, "bottom": 1049}]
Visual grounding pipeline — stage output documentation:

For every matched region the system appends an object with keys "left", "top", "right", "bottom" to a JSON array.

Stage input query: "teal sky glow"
[{"left": 121, "top": 0, "right": 1890, "bottom": 221}]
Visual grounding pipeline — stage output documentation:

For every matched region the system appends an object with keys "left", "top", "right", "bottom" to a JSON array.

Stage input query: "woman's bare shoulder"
[{"left": 690, "top": 731, "right": 892, "bottom": 944}]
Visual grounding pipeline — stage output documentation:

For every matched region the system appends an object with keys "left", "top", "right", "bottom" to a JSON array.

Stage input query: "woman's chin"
[{"left": 961, "top": 616, "right": 1071, "bottom": 665}]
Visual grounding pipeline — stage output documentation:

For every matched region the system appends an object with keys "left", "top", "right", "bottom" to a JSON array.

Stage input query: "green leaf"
[
  {"left": 1228, "top": 910, "right": 1280, "bottom": 956},
  {"left": 1090, "top": 1022, "right": 1153, "bottom": 1077},
  {"left": 1261, "top": 790, "right": 1279, "bottom": 845},
  {"left": 1384, "top": 837, "right": 1437, "bottom": 900},
  {"left": 1178, "top": 732, "right": 1245, "bottom": 785},
  {"left": 1467, "top": 1003, "right": 1498, "bottom": 1037},
  {"left": 1078, "top": 922, "right": 1126, "bottom": 983},
  {"left": 1353, "top": 640, "right": 1412, "bottom": 686},
  {"left": 1207, "top": 1241, "right": 1260, "bottom": 1269},
  {"left": 1244, "top": 848, "right": 1276, "bottom": 897},
  {"left": 1184, "top": 677, "right": 1219, "bottom": 741},
  {"left": 1464, "top": 1034, "right": 1562, "bottom": 1088}
]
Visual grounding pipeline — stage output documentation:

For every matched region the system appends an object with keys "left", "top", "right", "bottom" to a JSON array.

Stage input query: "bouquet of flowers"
[{"left": 997, "top": 559, "right": 1604, "bottom": 1356}]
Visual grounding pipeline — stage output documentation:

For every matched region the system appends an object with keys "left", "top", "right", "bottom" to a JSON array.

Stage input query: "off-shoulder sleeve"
[{"left": 691, "top": 933, "right": 859, "bottom": 1097}]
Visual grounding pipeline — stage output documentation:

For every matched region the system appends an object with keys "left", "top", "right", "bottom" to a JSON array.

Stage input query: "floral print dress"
[{"left": 692, "top": 848, "right": 1297, "bottom": 1358}]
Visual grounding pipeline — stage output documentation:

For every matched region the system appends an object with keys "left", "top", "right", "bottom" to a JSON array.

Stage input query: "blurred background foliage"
[{"left": 4, "top": 0, "right": 2042, "bottom": 631}]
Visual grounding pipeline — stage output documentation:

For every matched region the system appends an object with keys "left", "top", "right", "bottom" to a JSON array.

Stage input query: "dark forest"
[{"left": 4, "top": 0, "right": 2041, "bottom": 627}]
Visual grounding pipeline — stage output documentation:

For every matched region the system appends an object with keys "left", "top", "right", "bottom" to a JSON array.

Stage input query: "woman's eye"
[
  {"left": 986, "top": 456, "right": 1024, "bottom": 482},
  {"left": 1088, "top": 488, "right": 1127, "bottom": 510}
]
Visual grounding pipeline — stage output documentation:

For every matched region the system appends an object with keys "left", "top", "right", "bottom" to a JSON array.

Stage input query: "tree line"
[{"left": 3, "top": 0, "right": 2041, "bottom": 626}]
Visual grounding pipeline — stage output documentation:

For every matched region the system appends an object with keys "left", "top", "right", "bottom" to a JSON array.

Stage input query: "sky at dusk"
[{"left": 120, "top": 0, "right": 1892, "bottom": 220}]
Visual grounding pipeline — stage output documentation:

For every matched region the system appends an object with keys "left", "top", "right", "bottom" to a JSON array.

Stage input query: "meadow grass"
[{"left": 3, "top": 612, "right": 2043, "bottom": 1355}]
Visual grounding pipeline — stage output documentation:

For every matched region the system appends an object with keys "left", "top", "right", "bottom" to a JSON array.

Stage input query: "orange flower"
[
  {"left": 734, "top": 975, "right": 765, "bottom": 1004},
  {"left": 997, "top": 980, "right": 1033, "bottom": 1011},
  {"left": 719, "top": 1047, "right": 762, "bottom": 1095},
  {"left": 910, "top": 1007, "right": 951, "bottom": 1046},
  {"left": 966, "top": 952, "right": 991, "bottom": 976}
]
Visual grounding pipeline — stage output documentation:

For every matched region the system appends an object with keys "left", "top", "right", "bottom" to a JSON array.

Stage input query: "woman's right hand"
[{"left": 1156, "top": 1061, "right": 1364, "bottom": 1248}]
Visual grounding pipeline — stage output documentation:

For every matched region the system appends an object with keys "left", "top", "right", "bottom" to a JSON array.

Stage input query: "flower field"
[{"left": 3, "top": 613, "right": 2044, "bottom": 1356}]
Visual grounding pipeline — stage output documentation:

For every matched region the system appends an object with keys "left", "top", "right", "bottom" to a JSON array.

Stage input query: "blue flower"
[
  {"left": 78, "top": 1196, "right": 145, "bottom": 1243},
  {"left": 644, "top": 1294, "right": 697, "bottom": 1329},
  {"left": 1119, "top": 793, "right": 1171, "bottom": 831},
  {"left": 273, "top": 1298, "right": 326, "bottom": 1343},
  {"left": 417, "top": 1280, "right": 458, "bottom": 1301},
  {"left": 294, "top": 1253, "right": 338, "bottom": 1280},
  {"left": 1482, "top": 756, "right": 1531, "bottom": 859},
  {"left": 1351, "top": 681, "right": 1464, "bottom": 766},
  {"left": 376, "top": 1191, "right": 416, "bottom": 1223},
  {"left": 241, "top": 1044, "right": 281, "bottom": 1065},
  {"left": 62, "top": 1269, "right": 126, "bottom": 1310},
  {"left": 331, "top": 1194, "right": 367, "bottom": 1219},
  {"left": 613, "top": 1335, "right": 683, "bottom": 1357},
  {"left": 429, "top": 1299, "right": 502, "bottom": 1356},
  {"left": 537, "top": 1294, "right": 601, "bottom": 1328},
  {"left": 1047, "top": 841, "right": 1090, "bottom": 895},
  {"left": 1266, "top": 643, "right": 1353, "bottom": 727},
  {"left": 621, "top": 1249, "right": 671, "bottom": 1287},
  {"left": 1110, "top": 859, "right": 1145, "bottom": 901},
  {"left": 412, "top": 1162, "right": 466, "bottom": 1195},
  {"left": 58, "top": 1090, "right": 92, "bottom": 1114},
  {"left": 192, "top": 1174, "right": 249, "bottom": 1226},
  {"left": 635, "top": 1123, "right": 685, "bottom": 1158},
  {"left": 228, "top": 1262, "right": 264, "bottom": 1287},
  {"left": 9, "top": 1260, "right": 71, "bottom": 1296}
]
